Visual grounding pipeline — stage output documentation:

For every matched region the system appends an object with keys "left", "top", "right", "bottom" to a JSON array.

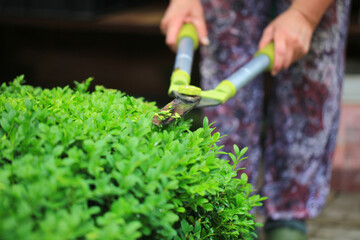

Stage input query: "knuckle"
[
  {"left": 302, "top": 44, "right": 310, "bottom": 55},
  {"left": 276, "top": 46, "right": 286, "bottom": 56},
  {"left": 165, "top": 38, "right": 172, "bottom": 46},
  {"left": 264, "top": 25, "right": 273, "bottom": 32}
]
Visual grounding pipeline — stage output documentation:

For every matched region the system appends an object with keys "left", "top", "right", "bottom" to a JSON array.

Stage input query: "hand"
[
  {"left": 258, "top": 8, "right": 317, "bottom": 76},
  {"left": 160, "top": 0, "right": 209, "bottom": 51}
]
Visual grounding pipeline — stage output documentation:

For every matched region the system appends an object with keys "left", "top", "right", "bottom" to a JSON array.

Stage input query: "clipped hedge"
[{"left": 0, "top": 76, "right": 265, "bottom": 240}]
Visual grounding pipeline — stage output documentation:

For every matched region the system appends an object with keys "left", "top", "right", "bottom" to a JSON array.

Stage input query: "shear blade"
[
  {"left": 196, "top": 98, "right": 222, "bottom": 108},
  {"left": 152, "top": 93, "right": 200, "bottom": 126}
]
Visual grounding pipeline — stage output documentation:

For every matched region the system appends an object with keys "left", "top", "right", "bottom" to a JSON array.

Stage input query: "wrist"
[
  {"left": 288, "top": 7, "right": 317, "bottom": 32},
  {"left": 289, "top": 0, "right": 333, "bottom": 29}
]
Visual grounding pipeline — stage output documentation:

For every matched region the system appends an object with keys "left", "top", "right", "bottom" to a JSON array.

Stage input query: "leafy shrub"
[{"left": 0, "top": 76, "right": 265, "bottom": 240}]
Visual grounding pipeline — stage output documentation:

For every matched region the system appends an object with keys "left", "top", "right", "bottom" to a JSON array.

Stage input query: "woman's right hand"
[{"left": 160, "top": 0, "right": 209, "bottom": 51}]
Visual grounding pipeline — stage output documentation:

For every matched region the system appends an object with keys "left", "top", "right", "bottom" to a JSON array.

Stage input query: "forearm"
[{"left": 290, "top": 0, "right": 334, "bottom": 28}]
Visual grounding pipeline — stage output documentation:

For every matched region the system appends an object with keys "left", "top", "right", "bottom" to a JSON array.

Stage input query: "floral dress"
[{"left": 200, "top": 0, "right": 351, "bottom": 219}]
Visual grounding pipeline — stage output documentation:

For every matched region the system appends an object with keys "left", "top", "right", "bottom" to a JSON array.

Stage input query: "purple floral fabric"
[{"left": 200, "top": 0, "right": 351, "bottom": 219}]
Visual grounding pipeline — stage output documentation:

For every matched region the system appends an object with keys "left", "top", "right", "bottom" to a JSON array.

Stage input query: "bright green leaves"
[
  {"left": 229, "top": 145, "right": 248, "bottom": 171},
  {"left": 74, "top": 77, "right": 93, "bottom": 93},
  {"left": 24, "top": 99, "right": 34, "bottom": 111},
  {"left": 0, "top": 117, "right": 10, "bottom": 132},
  {"left": 0, "top": 77, "right": 265, "bottom": 240},
  {"left": 52, "top": 145, "right": 64, "bottom": 157},
  {"left": 181, "top": 219, "right": 193, "bottom": 236}
]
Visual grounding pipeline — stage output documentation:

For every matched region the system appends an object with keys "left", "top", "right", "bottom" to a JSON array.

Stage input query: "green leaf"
[
  {"left": 203, "top": 117, "right": 209, "bottom": 128},
  {"left": 176, "top": 207, "right": 186, "bottom": 213},
  {"left": 194, "top": 220, "right": 201, "bottom": 237},
  {"left": 239, "top": 147, "right": 248, "bottom": 158},
  {"left": 181, "top": 219, "right": 193, "bottom": 235},
  {"left": 241, "top": 173, "right": 248, "bottom": 183},
  {"left": 229, "top": 153, "right": 236, "bottom": 164},
  {"left": 0, "top": 118, "right": 10, "bottom": 132},
  {"left": 202, "top": 203, "right": 213, "bottom": 212},
  {"left": 196, "top": 198, "right": 209, "bottom": 205},
  {"left": 233, "top": 144, "right": 240, "bottom": 157},
  {"left": 53, "top": 145, "right": 64, "bottom": 157},
  {"left": 24, "top": 99, "right": 33, "bottom": 110}
]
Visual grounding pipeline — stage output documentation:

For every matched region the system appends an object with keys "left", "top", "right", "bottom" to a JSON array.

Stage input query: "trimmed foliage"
[{"left": 0, "top": 76, "right": 265, "bottom": 240}]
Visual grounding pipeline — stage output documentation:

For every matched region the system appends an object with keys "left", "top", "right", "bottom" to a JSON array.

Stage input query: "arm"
[
  {"left": 291, "top": 0, "right": 334, "bottom": 27},
  {"left": 258, "top": 0, "right": 334, "bottom": 75}
]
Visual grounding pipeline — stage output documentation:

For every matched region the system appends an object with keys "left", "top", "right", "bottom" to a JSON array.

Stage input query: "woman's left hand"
[{"left": 258, "top": 8, "right": 317, "bottom": 76}]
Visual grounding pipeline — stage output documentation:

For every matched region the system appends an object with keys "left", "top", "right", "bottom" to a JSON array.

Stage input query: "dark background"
[
  {"left": 0, "top": 1, "right": 359, "bottom": 104},
  {"left": 0, "top": 1, "right": 358, "bottom": 108},
  {"left": 0, "top": 1, "right": 189, "bottom": 108}
]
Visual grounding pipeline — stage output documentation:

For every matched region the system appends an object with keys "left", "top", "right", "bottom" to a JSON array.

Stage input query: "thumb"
[{"left": 166, "top": 19, "right": 184, "bottom": 51}]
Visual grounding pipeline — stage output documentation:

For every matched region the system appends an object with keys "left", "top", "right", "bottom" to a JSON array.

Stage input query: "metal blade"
[
  {"left": 152, "top": 94, "right": 200, "bottom": 126},
  {"left": 196, "top": 98, "right": 222, "bottom": 108}
]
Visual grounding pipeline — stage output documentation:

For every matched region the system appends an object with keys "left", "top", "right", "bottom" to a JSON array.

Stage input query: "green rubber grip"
[
  {"left": 177, "top": 23, "right": 199, "bottom": 50},
  {"left": 178, "top": 85, "right": 202, "bottom": 96},
  {"left": 201, "top": 80, "right": 236, "bottom": 104},
  {"left": 168, "top": 69, "right": 191, "bottom": 95},
  {"left": 254, "top": 42, "right": 275, "bottom": 71}
]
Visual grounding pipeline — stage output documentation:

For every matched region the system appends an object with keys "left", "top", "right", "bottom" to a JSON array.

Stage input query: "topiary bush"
[{"left": 0, "top": 76, "right": 265, "bottom": 240}]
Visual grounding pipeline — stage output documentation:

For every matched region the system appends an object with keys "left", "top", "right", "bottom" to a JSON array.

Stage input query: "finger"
[
  {"left": 160, "top": 8, "right": 172, "bottom": 35},
  {"left": 272, "top": 32, "right": 287, "bottom": 76},
  {"left": 166, "top": 19, "right": 184, "bottom": 50},
  {"left": 160, "top": 17, "right": 168, "bottom": 35},
  {"left": 184, "top": 16, "right": 192, "bottom": 23},
  {"left": 283, "top": 44, "right": 293, "bottom": 70},
  {"left": 258, "top": 25, "right": 274, "bottom": 50},
  {"left": 192, "top": 17, "right": 209, "bottom": 46},
  {"left": 294, "top": 38, "right": 310, "bottom": 61}
]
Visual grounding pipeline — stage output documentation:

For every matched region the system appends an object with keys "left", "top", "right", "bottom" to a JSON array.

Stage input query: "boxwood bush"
[{"left": 0, "top": 76, "right": 265, "bottom": 240}]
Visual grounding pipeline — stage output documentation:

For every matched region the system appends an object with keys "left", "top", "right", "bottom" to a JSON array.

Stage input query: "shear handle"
[
  {"left": 199, "top": 43, "right": 275, "bottom": 105},
  {"left": 168, "top": 24, "right": 199, "bottom": 95}
]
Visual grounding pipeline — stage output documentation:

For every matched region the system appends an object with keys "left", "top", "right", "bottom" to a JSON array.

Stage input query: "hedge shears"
[{"left": 152, "top": 24, "right": 275, "bottom": 126}]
